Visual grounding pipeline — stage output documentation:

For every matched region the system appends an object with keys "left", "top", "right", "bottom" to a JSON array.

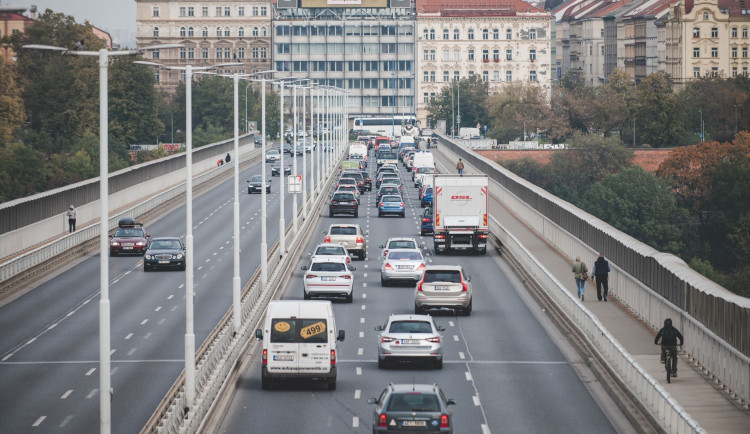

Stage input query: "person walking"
[
  {"left": 456, "top": 158, "right": 465, "bottom": 176},
  {"left": 592, "top": 252, "right": 611, "bottom": 301},
  {"left": 66, "top": 205, "right": 77, "bottom": 233},
  {"left": 571, "top": 256, "right": 588, "bottom": 301},
  {"left": 654, "top": 318, "right": 684, "bottom": 377},
  {"left": 225, "top": 153, "right": 231, "bottom": 164}
]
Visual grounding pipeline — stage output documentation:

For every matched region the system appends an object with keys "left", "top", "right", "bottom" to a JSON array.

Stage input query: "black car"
[
  {"left": 368, "top": 383, "right": 455, "bottom": 433},
  {"left": 342, "top": 170, "right": 366, "bottom": 192},
  {"left": 360, "top": 169, "right": 372, "bottom": 191},
  {"left": 247, "top": 175, "right": 271, "bottom": 194},
  {"left": 329, "top": 191, "right": 359, "bottom": 217},
  {"left": 271, "top": 162, "right": 292, "bottom": 176},
  {"left": 376, "top": 186, "right": 400, "bottom": 206},
  {"left": 143, "top": 237, "right": 186, "bottom": 271}
]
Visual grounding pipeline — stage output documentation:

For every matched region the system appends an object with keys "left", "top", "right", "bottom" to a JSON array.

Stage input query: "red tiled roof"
[
  {"left": 685, "top": 0, "right": 750, "bottom": 17},
  {"left": 417, "top": 0, "right": 545, "bottom": 16},
  {"left": 0, "top": 11, "right": 33, "bottom": 22},
  {"left": 580, "top": 0, "right": 633, "bottom": 19}
]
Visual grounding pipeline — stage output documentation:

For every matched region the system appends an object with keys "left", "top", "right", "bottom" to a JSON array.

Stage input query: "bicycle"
[{"left": 663, "top": 345, "right": 679, "bottom": 383}]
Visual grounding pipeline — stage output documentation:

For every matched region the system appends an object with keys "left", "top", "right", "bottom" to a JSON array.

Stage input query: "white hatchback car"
[
  {"left": 310, "top": 243, "right": 351, "bottom": 264},
  {"left": 302, "top": 257, "right": 355, "bottom": 303}
]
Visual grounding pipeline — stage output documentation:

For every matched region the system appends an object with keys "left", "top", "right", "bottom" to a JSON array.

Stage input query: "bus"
[{"left": 352, "top": 116, "right": 418, "bottom": 137}]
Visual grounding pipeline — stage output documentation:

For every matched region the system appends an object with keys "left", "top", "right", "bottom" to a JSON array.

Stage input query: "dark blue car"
[
  {"left": 420, "top": 207, "right": 433, "bottom": 236},
  {"left": 420, "top": 187, "right": 433, "bottom": 208}
]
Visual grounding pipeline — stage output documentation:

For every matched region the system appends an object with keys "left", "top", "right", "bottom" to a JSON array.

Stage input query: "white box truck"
[
  {"left": 432, "top": 174, "right": 489, "bottom": 255},
  {"left": 255, "top": 300, "right": 345, "bottom": 390}
]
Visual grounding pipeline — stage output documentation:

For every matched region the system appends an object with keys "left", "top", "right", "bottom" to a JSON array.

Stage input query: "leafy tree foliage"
[
  {"left": 486, "top": 82, "right": 564, "bottom": 142},
  {"left": 0, "top": 142, "right": 47, "bottom": 202},
  {"left": 500, "top": 157, "right": 547, "bottom": 187},
  {"left": 633, "top": 72, "right": 687, "bottom": 146},
  {"left": 680, "top": 75, "right": 747, "bottom": 143},
  {"left": 427, "top": 75, "right": 489, "bottom": 136},
  {"left": 0, "top": 58, "right": 26, "bottom": 143}
]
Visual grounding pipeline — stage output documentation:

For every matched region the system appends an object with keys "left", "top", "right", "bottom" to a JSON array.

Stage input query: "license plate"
[
  {"left": 436, "top": 286, "right": 450, "bottom": 290},
  {"left": 123, "top": 247, "right": 133, "bottom": 250},
  {"left": 401, "top": 339, "right": 420, "bottom": 344},
  {"left": 321, "top": 276, "right": 336, "bottom": 281},
  {"left": 273, "top": 354, "right": 294, "bottom": 361},
  {"left": 402, "top": 420, "right": 426, "bottom": 427},
  {"left": 397, "top": 265, "right": 411, "bottom": 270},
  {"left": 340, "top": 201, "right": 350, "bottom": 204},
  {"left": 158, "top": 260, "right": 170, "bottom": 264}
]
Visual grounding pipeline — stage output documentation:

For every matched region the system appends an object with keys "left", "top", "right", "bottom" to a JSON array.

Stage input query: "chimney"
[{"left": 30, "top": 5, "right": 37, "bottom": 19}]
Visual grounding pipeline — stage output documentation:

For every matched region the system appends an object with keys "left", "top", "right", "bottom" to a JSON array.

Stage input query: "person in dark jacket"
[
  {"left": 225, "top": 153, "right": 231, "bottom": 164},
  {"left": 592, "top": 252, "right": 610, "bottom": 301},
  {"left": 654, "top": 318, "right": 684, "bottom": 376}
]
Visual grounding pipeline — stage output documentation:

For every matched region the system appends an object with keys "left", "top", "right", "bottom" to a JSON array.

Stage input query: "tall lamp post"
[
  {"left": 699, "top": 109, "right": 704, "bottom": 142},
  {"left": 24, "top": 42, "right": 181, "bottom": 434},
  {"left": 135, "top": 60, "right": 241, "bottom": 411},
  {"left": 275, "top": 76, "right": 295, "bottom": 257}
]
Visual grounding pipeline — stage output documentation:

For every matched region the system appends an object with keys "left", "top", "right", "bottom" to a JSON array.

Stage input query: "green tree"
[
  {"left": 681, "top": 75, "right": 747, "bottom": 143},
  {"left": 0, "top": 57, "right": 26, "bottom": 143},
  {"left": 193, "top": 123, "right": 228, "bottom": 147},
  {"left": 108, "top": 59, "right": 165, "bottom": 148},
  {"left": 634, "top": 72, "right": 686, "bottom": 147},
  {"left": 486, "top": 82, "right": 562, "bottom": 143},
  {"left": 501, "top": 157, "right": 548, "bottom": 187},
  {"left": 580, "top": 167, "right": 691, "bottom": 254},
  {"left": 0, "top": 142, "right": 47, "bottom": 201},
  {"left": 427, "top": 75, "right": 489, "bottom": 135}
]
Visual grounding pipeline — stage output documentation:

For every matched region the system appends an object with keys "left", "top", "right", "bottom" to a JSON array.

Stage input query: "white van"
[{"left": 255, "top": 300, "right": 345, "bottom": 390}]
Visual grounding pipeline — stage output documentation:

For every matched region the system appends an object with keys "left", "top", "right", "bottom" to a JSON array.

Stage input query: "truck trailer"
[{"left": 432, "top": 174, "right": 489, "bottom": 255}]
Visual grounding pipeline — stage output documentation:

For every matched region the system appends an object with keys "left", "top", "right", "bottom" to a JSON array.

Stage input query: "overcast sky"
[{"left": 17, "top": 1, "right": 138, "bottom": 47}]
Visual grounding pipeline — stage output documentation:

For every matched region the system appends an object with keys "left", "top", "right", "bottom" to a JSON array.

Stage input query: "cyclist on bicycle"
[{"left": 654, "top": 318, "right": 684, "bottom": 377}]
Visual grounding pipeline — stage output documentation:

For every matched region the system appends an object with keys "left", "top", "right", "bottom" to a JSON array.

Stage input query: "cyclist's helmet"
[{"left": 664, "top": 318, "right": 672, "bottom": 327}]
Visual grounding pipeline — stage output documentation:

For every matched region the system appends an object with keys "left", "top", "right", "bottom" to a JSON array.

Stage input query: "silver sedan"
[
  {"left": 375, "top": 314, "right": 444, "bottom": 369},
  {"left": 380, "top": 249, "right": 425, "bottom": 286}
]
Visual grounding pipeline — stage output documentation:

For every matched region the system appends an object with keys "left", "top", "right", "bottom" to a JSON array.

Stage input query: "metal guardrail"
[
  {"left": 488, "top": 215, "right": 705, "bottom": 433},
  {"left": 0, "top": 148, "right": 261, "bottom": 285},
  {"left": 141, "top": 150, "right": 346, "bottom": 433}
]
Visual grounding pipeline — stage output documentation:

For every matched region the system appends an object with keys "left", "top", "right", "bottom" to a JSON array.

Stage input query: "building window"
[
  {"left": 454, "top": 29, "right": 460, "bottom": 40},
  {"left": 188, "top": 48, "right": 194, "bottom": 59},
  {"left": 711, "top": 27, "right": 718, "bottom": 38},
  {"left": 453, "top": 49, "right": 460, "bottom": 61},
  {"left": 216, "top": 27, "right": 222, "bottom": 38},
  {"left": 711, "top": 67, "right": 718, "bottom": 76},
  {"left": 261, "top": 6, "right": 267, "bottom": 16},
  {"left": 703, "top": 11, "right": 709, "bottom": 20},
  {"left": 530, "top": 49, "right": 536, "bottom": 61},
  {"left": 202, "top": 6, "right": 208, "bottom": 17},
  {"left": 744, "top": 47, "right": 748, "bottom": 58},
  {"left": 529, "top": 70, "right": 537, "bottom": 82},
  {"left": 482, "top": 70, "right": 489, "bottom": 81},
  {"left": 732, "top": 27, "right": 738, "bottom": 38},
  {"left": 493, "top": 71, "right": 500, "bottom": 82},
  {"left": 442, "top": 49, "right": 450, "bottom": 61},
  {"left": 744, "top": 67, "right": 748, "bottom": 76},
  {"left": 482, "top": 49, "right": 489, "bottom": 61},
  {"left": 693, "top": 67, "right": 700, "bottom": 77},
  {"left": 506, "top": 49, "right": 513, "bottom": 60},
  {"left": 261, "top": 47, "right": 267, "bottom": 58},
  {"left": 277, "top": 44, "right": 290, "bottom": 54},
  {"left": 483, "top": 29, "right": 489, "bottom": 40},
  {"left": 224, "top": 47, "right": 230, "bottom": 58},
  {"left": 430, "top": 71, "right": 436, "bottom": 82},
  {"left": 153, "top": 27, "right": 159, "bottom": 38},
  {"left": 216, "top": 47, "right": 222, "bottom": 59},
  {"left": 506, "top": 29, "right": 513, "bottom": 40},
  {"left": 423, "top": 28, "right": 429, "bottom": 39},
  {"left": 202, "top": 27, "right": 208, "bottom": 37},
  {"left": 152, "top": 7, "right": 159, "bottom": 17},
  {"left": 180, "top": 71, "right": 186, "bottom": 83},
  {"left": 188, "top": 7, "right": 194, "bottom": 16},
  {"left": 493, "top": 29, "right": 499, "bottom": 39},
  {"left": 152, "top": 49, "right": 159, "bottom": 59},
  {"left": 239, "top": 27, "right": 245, "bottom": 37},
  {"left": 468, "top": 29, "right": 475, "bottom": 40},
  {"left": 239, "top": 6, "right": 245, "bottom": 16},
  {"left": 601, "top": 28, "right": 604, "bottom": 37},
  {"left": 744, "top": 27, "right": 749, "bottom": 38},
  {"left": 493, "top": 49, "right": 500, "bottom": 61},
  {"left": 216, "top": 6, "right": 222, "bottom": 16},
  {"left": 261, "top": 27, "right": 267, "bottom": 37},
  {"left": 506, "top": 70, "right": 512, "bottom": 81},
  {"left": 179, "top": 6, "right": 186, "bottom": 16},
  {"left": 529, "top": 29, "right": 537, "bottom": 40},
  {"left": 443, "top": 70, "right": 450, "bottom": 82},
  {"left": 423, "top": 92, "right": 429, "bottom": 103},
  {"left": 430, "top": 50, "right": 436, "bottom": 61},
  {"left": 454, "top": 70, "right": 460, "bottom": 80},
  {"left": 430, "top": 29, "right": 435, "bottom": 39},
  {"left": 468, "top": 49, "right": 475, "bottom": 61},
  {"left": 180, "top": 27, "right": 186, "bottom": 37},
  {"left": 423, "top": 49, "right": 429, "bottom": 61},
  {"left": 188, "top": 27, "right": 194, "bottom": 37},
  {"left": 693, "top": 47, "right": 700, "bottom": 57},
  {"left": 180, "top": 48, "right": 186, "bottom": 59},
  {"left": 202, "top": 47, "right": 208, "bottom": 59},
  {"left": 224, "top": 27, "right": 230, "bottom": 37},
  {"left": 443, "top": 29, "right": 449, "bottom": 39},
  {"left": 253, "top": 6, "right": 259, "bottom": 16},
  {"left": 253, "top": 27, "right": 259, "bottom": 36},
  {"left": 693, "top": 27, "right": 700, "bottom": 38},
  {"left": 424, "top": 71, "right": 429, "bottom": 82},
  {"left": 732, "top": 47, "right": 738, "bottom": 58},
  {"left": 732, "top": 66, "right": 738, "bottom": 77},
  {"left": 238, "top": 47, "right": 245, "bottom": 59},
  {"left": 154, "top": 69, "right": 159, "bottom": 84}
]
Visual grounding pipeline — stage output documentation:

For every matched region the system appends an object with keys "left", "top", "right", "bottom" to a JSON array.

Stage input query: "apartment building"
[
  {"left": 416, "top": 0, "right": 553, "bottom": 125},
  {"left": 135, "top": 0, "right": 272, "bottom": 88},
  {"left": 0, "top": 5, "right": 36, "bottom": 63}
]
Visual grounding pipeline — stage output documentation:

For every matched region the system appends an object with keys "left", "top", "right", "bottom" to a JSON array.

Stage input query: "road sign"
[{"left": 288, "top": 175, "right": 302, "bottom": 194}]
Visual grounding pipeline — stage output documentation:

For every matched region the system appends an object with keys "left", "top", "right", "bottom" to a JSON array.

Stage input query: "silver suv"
[
  {"left": 374, "top": 314, "right": 444, "bottom": 369},
  {"left": 415, "top": 265, "right": 472, "bottom": 316},
  {"left": 324, "top": 224, "right": 367, "bottom": 260}
]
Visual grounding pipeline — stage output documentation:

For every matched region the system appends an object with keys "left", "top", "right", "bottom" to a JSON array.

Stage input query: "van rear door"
[
  {"left": 296, "top": 318, "right": 331, "bottom": 375},
  {"left": 268, "top": 318, "right": 301, "bottom": 374}
]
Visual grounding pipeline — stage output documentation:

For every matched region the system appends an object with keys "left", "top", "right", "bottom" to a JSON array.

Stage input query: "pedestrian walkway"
[{"left": 432, "top": 145, "right": 750, "bottom": 433}]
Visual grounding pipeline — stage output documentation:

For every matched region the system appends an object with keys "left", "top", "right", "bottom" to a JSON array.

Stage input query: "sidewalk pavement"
[{"left": 432, "top": 145, "right": 750, "bottom": 433}]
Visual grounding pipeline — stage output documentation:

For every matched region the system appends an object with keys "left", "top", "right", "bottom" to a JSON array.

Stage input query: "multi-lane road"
[
  {"left": 0, "top": 151, "right": 315, "bottom": 434},
  {"left": 217, "top": 149, "right": 634, "bottom": 433}
]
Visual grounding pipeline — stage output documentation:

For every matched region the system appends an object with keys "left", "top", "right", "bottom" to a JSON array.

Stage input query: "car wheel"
[
  {"left": 304, "top": 291, "right": 311, "bottom": 300},
  {"left": 400, "top": 213, "right": 405, "bottom": 218},
  {"left": 267, "top": 188, "right": 271, "bottom": 194},
  {"left": 378, "top": 359, "right": 388, "bottom": 369},
  {"left": 329, "top": 210, "right": 334, "bottom": 218},
  {"left": 327, "top": 378, "right": 337, "bottom": 390},
  {"left": 144, "top": 264, "right": 150, "bottom": 272},
  {"left": 463, "top": 299, "right": 473, "bottom": 316},
  {"left": 346, "top": 292, "right": 353, "bottom": 303},
  {"left": 179, "top": 263, "right": 186, "bottom": 271},
  {"left": 434, "top": 359, "right": 443, "bottom": 369},
  {"left": 415, "top": 304, "right": 424, "bottom": 315},
  {"left": 378, "top": 211, "right": 382, "bottom": 217},
  {"left": 261, "top": 375, "right": 273, "bottom": 390},
  {"left": 247, "top": 189, "right": 252, "bottom": 194},
  {"left": 380, "top": 276, "right": 387, "bottom": 287},
  {"left": 354, "top": 210, "right": 359, "bottom": 218},
  {"left": 109, "top": 250, "right": 116, "bottom": 257},
  {"left": 420, "top": 230, "right": 426, "bottom": 236}
]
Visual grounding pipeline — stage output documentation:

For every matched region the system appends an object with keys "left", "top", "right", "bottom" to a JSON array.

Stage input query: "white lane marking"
[
  {"left": 144, "top": 332, "right": 152, "bottom": 339},
  {"left": 481, "top": 424, "right": 491, "bottom": 434},
  {"left": 1, "top": 353, "right": 13, "bottom": 361},
  {"left": 110, "top": 349, "right": 116, "bottom": 356},
  {"left": 360, "top": 317, "right": 365, "bottom": 324},
  {"left": 86, "top": 389, "right": 97, "bottom": 399},
  {"left": 167, "top": 294, "right": 174, "bottom": 300},
  {"left": 158, "top": 318, "right": 166, "bottom": 325},
  {"left": 473, "top": 396, "right": 481, "bottom": 406},
  {"left": 60, "top": 390, "right": 73, "bottom": 399},
  {"left": 364, "top": 264, "right": 368, "bottom": 268},
  {"left": 47, "top": 324, "right": 57, "bottom": 330},
  {"left": 459, "top": 352, "right": 466, "bottom": 360},
  {"left": 66, "top": 311, "right": 74, "bottom": 317},
  {"left": 356, "top": 367, "right": 362, "bottom": 376},
  {"left": 111, "top": 367, "right": 119, "bottom": 375},
  {"left": 141, "top": 319, "right": 148, "bottom": 325},
  {"left": 179, "top": 284, "right": 185, "bottom": 289},
  {"left": 465, "top": 371, "right": 472, "bottom": 381},
  {"left": 171, "top": 306, "right": 177, "bottom": 311},
  {"left": 363, "top": 273, "right": 367, "bottom": 278},
  {"left": 197, "top": 266, "right": 203, "bottom": 271},
  {"left": 453, "top": 335, "right": 459, "bottom": 342},
  {"left": 354, "top": 389, "right": 361, "bottom": 399},
  {"left": 85, "top": 368, "right": 96, "bottom": 376},
  {"left": 352, "top": 417, "right": 359, "bottom": 428},
  {"left": 219, "top": 246, "right": 224, "bottom": 250},
  {"left": 449, "top": 321, "right": 455, "bottom": 327},
  {"left": 59, "top": 415, "right": 74, "bottom": 427},
  {"left": 27, "top": 337, "right": 37, "bottom": 344},
  {"left": 363, "top": 283, "right": 367, "bottom": 288},
  {"left": 128, "top": 348, "right": 137, "bottom": 356},
  {"left": 205, "top": 259, "right": 211, "bottom": 263},
  {"left": 212, "top": 252, "right": 218, "bottom": 256},
  {"left": 361, "top": 305, "right": 366, "bottom": 311},
  {"left": 32, "top": 416, "right": 46, "bottom": 427},
  {"left": 358, "top": 348, "right": 363, "bottom": 356},
  {"left": 362, "top": 293, "right": 367, "bottom": 299},
  {"left": 155, "top": 306, "right": 162, "bottom": 312},
  {"left": 359, "top": 331, "right": 364, "bottom": 338}
]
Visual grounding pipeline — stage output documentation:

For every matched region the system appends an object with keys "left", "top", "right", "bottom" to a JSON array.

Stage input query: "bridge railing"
[{"left": 436, "top": 135, "right": 750, "bottom": 410}]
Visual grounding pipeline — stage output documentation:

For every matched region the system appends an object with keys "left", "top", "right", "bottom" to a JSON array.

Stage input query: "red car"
[{"left": 109, "top": 217, "right": 150, "bottom": 256}]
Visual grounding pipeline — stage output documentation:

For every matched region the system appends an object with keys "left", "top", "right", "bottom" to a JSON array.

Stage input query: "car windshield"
[
  {"left": 151, "top": 240, "right": 181, "bottom": 249},
  {"left": 382, "top": 196, "right": 401, "bottom": 203},
  {"left": 339, "top": 178, "right": 356, "bottom": 184},
  {"left": 382, "top": 178, "right": 400, "bottom": 184},
  {"left": 418, "top": 167, "right": 433, "bottom": 173},
  {"left": 379, "top": 152, "right": 397, "bottom": 159},
  {"left": 250, "top": 176, "right": 262, "bottom": 182},
  {"left": 388, "top": 321, "right": 432, "bottom": 334},
  {"left": 423, "top": 270, "right": 461, "bottom": 283},
  {"left": 381, "top": 187, "right": 398, "bottom": 194},
  {"left": 425, "top": 188, "right": 433, "bottom": 194},
  {"left": 386, "top": 393, "right": 441, "bottom": 412},
  {"left": 268, "top": 150, "right": 278, "bottom": 155},
  {"left": 388, "top": 240, "right": 416, "bottom": 249},
  {"left": 310, "top": 262, "right": 346, "bottom": 272},
  {"left": 330, "top": 226, "right": 357, "bottom": 235},
  {"left": 333, "top": 193, "right": 354, "bottom": 201},
  {"left": 315, "top": 246, "right": 345, "bottom": 255},
  {"left": 114, "top": 228, "right": 144, "bottom": 237},
  {"left": 387, "top": 251, "right": 423, "bottom": 261}
]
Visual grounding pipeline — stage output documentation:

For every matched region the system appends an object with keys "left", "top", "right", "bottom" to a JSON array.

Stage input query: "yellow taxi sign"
[
  {"left": 274, "top": 321, "right": 291, "bottom": 333},
  {"left": 300, "top": 321, "right": 326, "bottom": 339}
]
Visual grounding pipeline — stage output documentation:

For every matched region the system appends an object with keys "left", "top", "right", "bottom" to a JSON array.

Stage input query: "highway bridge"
[{"left": 0, "top": 133, "right": 748, "bottom": 434}]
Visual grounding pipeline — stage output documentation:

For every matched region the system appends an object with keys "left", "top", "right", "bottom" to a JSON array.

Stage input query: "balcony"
[
  {"left": 493, "top": 58, "right": 500, "bottom": 63},
  {"left": 483, "top": 58, "right": 490, "bottom": 63}
]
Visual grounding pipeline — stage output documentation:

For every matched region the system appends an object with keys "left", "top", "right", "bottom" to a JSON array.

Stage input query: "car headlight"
[
  {"left": 136, "top": 241, "right": 146, "bottom": 246},
  {"left": 110, "top": 241, "right": 120, "bottom": 246},
  {"left": 145, "top": 254, "right": 152, "bottom": 259},
  {"left": 176, "top": 254, "right": 184, "bottom": 259}
]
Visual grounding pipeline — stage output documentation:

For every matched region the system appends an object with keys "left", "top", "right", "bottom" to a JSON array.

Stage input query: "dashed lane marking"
[
  {"left": 60, "top": 390, "right": 73, "bottom": 399},
  {"left": 465, "top": 371, "right": 472, "bottom": 381},
  {"left": 86, "top": 389, "right": 97, "bottom": 399},
  {"left": 453, "top": 335, "right": 459, "bottom": 342},
  {"left": 356, "top": 367, "right": 362, "bottom": 376},
  {"left": 358, "top": 348, "right": 363, "bottom": 356},
  {"left": 167, "top": 295, "right": 174, "bottom": 300},
  {"left": 359, "top": 331, "right": 364, "bottom": 338},
  {"left": 360, "top": 317, "right": 365, "bottom": 324},
  {"left": 473, "top": 396, "right": 481, "bottom": 406},
  {"left": 85, "top": 368, "right": 96, "bottom": 376},
  {"left": 354, "top": 389, "right": 361, "bottom": 399},
  {"left": 59, "top": 415, "right": 73, "bottom": 428},
  {"left": 32, "top": 416, "right": 46, "bottom": 427},
  {"left": 459, "top": 352, "right": 466, "bottom": 360},
  {"left": 155, "top": 306, "right": 162, "bottom": 312},
  {"left": 128, "top": 348, "right": 136, "bottom": 356},
  {"left": 352, "top": 417, "right": 359, "bottom": 428},
  {"left": 140, "top": 319, "right": 148, "bottom": 325},
  {"left": 361, "top": 305, "right": 366, "bottom": 311}
]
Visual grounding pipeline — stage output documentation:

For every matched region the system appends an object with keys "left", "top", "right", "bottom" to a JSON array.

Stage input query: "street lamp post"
[
  {"left": 734, "top": 104, "right": 739, "bottom": 135},
  {"left": 699, "top": 109, "right": 704, "bottom": 142},
  {"left": 25, "top": 42, "right": 181, "bottom": 434},
  {"left": 245, "top": 81, "right": 252, "bottom": 133}
]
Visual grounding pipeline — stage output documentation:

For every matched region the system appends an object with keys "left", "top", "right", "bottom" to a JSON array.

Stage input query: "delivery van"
[{"left": 256, "top": 300, "right": 345, "bottom": 390}]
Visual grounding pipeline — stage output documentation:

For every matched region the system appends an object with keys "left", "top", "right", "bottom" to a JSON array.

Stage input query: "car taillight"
[
  {"left": 440, "top": 414, "right": 449, "bottom": 428},
  {"left": 417, "top": 278, "right": 424, "bottom": 291},
  {"left": 346, "top": 257, "right": 351, "bottom": 263},
  {"left": 378, "top": 413, "right": 387, "bottom": 427},
  {"left": 330, "top": 349, "right": 336, "bottom": 366},
  {"left": 262, "top": 349, "right": 267, "bottom": 365},
  {"left": 417, "top": 263, "right": 425, "bottom": 271},
  {"left": 384, "top": 262, "right": 393, "bottom": 270},
  {"left": 422, "top": 218, "right": 430, "bottom": 223},
  {"left": 339, "top": 274, "right": 351, "bottom": 279},
  {"left": 400, "top": 202, "right": 404, "bottom": 207},
  {"left": 461, "top": 280, "right": 468, "bottom": 292},
  {"left": 331, "top": 200, "right": 338, "bottom": 204},
  {"left": 356, "top": 236, "right": 364, "bottom": 243},
  {"left": 426, "top": 336, "right": 440, "bottom": 343},
  {"left": 434, "top": 234, "right": 445, "bottom": 240},
  {"left": 383, "top": 249, "right": 388, "bottom": 256},
  {"left": 378, "top": 202, "right": 383, "bottom": 207},
  {"left": 305, "top": 274, "right": 317, "bottom": 279},
  {"left": 324, "top": 236, "right": 331, "bottom": 243},
  {"left": 479, "top": 234, "right": 489, "bottom": 239}
]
